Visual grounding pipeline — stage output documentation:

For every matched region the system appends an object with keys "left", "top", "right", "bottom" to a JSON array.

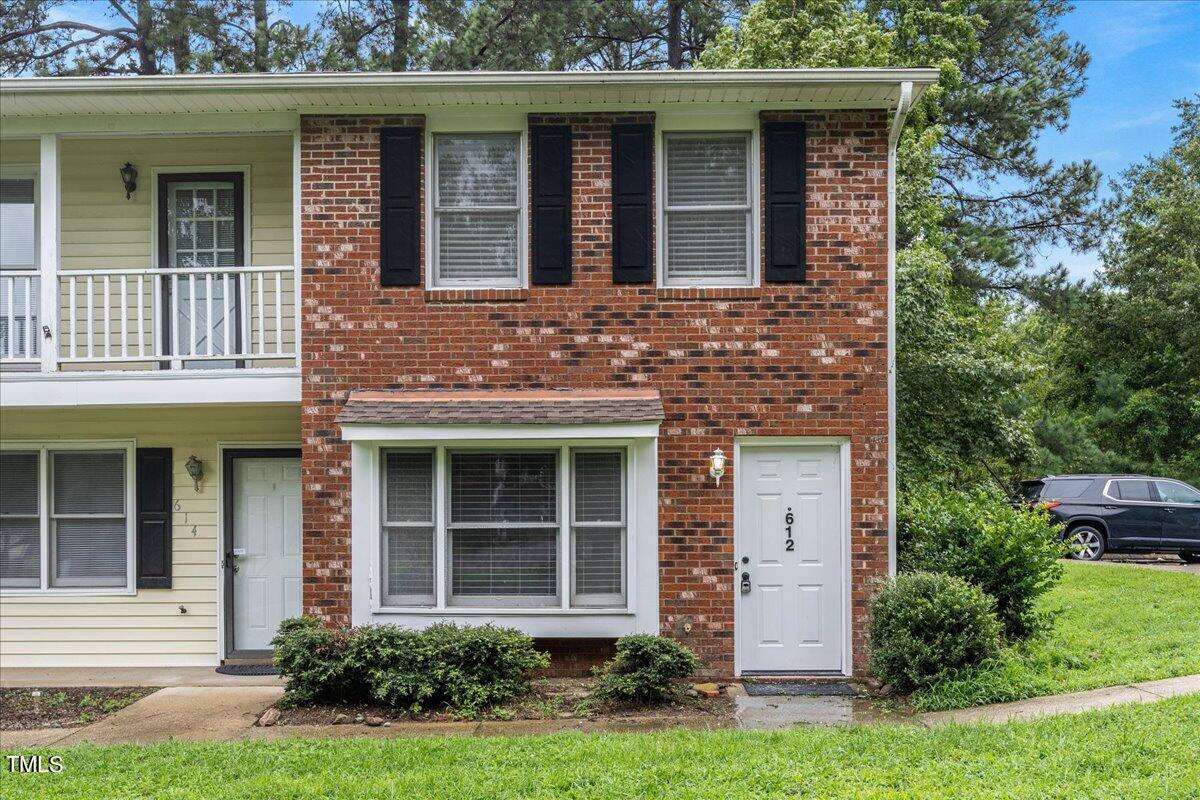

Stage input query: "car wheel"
[
  {"left": 1067, "top": 526, "right": 1106, "bottom": 561},
  {"left": 1180, "top": 552, "right": 1200, "bottom": 564}
]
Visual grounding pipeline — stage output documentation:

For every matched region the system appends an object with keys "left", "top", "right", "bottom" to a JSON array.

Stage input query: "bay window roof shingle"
[{"left": 337, "top": 389, "right": 664, "bottom": 426}]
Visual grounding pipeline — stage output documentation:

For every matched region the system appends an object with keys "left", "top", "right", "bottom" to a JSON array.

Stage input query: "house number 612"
[{"left": 784, "top": 508, "right": 795, "bottom": 552}]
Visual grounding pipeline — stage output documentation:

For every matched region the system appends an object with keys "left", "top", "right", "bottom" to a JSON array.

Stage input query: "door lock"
[
  {"left": 740, "top": 572, "right": 751, "bottom": 594},
  {"left": 223, "top": 552, "right": 239, "bottom": 573}
]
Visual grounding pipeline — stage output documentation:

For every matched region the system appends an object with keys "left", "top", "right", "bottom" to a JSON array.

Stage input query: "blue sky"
[{"left": 1034, "top": 0, "right": 1200, "bottom": 280}]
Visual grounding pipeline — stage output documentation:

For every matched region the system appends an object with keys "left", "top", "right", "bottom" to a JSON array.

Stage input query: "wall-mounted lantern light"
[
  {"left": 185, "top": 455, "right": 204, "bottom": 492},
  {"left": 709, "top": 448, "right": 727, "bottom": 485},
  {"left": 119, "top": 162, "right": 138, "bottom": 199}
]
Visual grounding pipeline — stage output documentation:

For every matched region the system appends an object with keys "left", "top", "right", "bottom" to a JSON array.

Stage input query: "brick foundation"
[{"left": 299, "top": 109, "right": 890, "bottom": 678}]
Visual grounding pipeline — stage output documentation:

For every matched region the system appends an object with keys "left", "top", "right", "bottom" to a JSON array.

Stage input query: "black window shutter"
[
  {"left": 530, "top": 125, "right": 573, "bottom": 285},
  {"left": 764, "top": 121, "right": 807, "bottom": 283},
  {"left": 611, "top": 123, "right": 653, "bottom": 284},
  {"left": 136, "top": 448, "right": 172, "bottom": 589},
  {"left": 379, "top": 126, "right": 421, "bottom": 286}
]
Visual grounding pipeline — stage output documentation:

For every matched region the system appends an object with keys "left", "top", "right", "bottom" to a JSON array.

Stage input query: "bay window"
[
  {"left": 0, "top": 444, "right": 133, "bottom": 593},
  {"left": 379, "top": 446, "right": 628, "bottom": 610}
]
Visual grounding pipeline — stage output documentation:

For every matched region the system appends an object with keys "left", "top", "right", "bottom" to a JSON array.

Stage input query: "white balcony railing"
[{"left": 1, "top": 265, "right": 297, "bottom": 371}]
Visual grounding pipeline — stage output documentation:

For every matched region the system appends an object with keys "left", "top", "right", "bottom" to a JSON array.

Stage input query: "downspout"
[{"left": 886, "top": 80, "right": 913, "bottom": 576}]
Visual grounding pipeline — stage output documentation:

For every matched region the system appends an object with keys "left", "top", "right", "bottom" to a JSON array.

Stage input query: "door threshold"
[{"left": 741, "top": 671, "right": 850, "bottom": 682}]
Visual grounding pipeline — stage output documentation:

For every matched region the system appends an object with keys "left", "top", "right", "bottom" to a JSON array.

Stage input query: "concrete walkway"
[
  {"left": 3, "top": 674, "right": 1197, "bottom": 748},
  {"left": 0, "top": 666, "right": 283, "bottom": 688}
]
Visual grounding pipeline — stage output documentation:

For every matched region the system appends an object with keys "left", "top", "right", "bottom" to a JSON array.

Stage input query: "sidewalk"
[{"left": 3, "top": 674, "right": 1198, "bottom": 748}]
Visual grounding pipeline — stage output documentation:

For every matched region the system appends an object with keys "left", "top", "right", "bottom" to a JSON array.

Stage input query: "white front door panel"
[
  {"left": 232, "top": 457, "right": 302, "bottom": 652},
  {"left": 736, "top": 444, "right": 845, "bottom": 673}
]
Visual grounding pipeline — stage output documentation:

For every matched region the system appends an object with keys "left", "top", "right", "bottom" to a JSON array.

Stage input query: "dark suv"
[{"left": 1018, "top": 475, "right": 1200, "bottom": 562}]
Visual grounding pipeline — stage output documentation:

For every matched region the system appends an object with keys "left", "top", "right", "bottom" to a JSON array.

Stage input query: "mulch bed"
[
  {"left": 0, "top": 687, "right": 155, "bottom": 731},
  {"left": 273, "top": 678, "right": 734, "bottom": 726}
]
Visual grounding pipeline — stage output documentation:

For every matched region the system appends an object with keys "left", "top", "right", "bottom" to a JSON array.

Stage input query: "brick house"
[{"left": 0, "top": 69, "right": 935, "bottom": 678}]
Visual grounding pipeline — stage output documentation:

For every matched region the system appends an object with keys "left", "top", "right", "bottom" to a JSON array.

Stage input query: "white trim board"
[{"left": 0, "top": 370, "right": 300, "bottom": 407}]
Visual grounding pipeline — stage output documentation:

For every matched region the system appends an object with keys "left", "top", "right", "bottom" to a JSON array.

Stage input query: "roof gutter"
[{"left": 886, "top": 80, "right": 914, "bottom": 576}]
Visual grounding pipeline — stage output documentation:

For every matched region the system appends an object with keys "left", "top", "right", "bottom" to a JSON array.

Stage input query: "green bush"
[
  {"left": 272, "top": 618, "right": 548, "bottom": 713},
  {"left": 870, "top": 571, "right": 1003, "bottom": 692},
  {"left": 898, "top": 489, "right": 1066, "bottom": 639},
  {"left": 593, "top": 634, "right": 697, "bottom": 702}
]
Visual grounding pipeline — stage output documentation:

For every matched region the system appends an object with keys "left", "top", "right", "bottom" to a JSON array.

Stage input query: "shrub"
[
  {"left": 593, "top": 634, "right": 697, "bottom": 702},
  {"left": 271, "top": 616, "right": 362, "bottom": 707},
  {"left": 898, "top": 489, "right": 1066, "bottom": 639},
  {"left": 870, "top": 571, "right": 1003, "bottom": 692},
  {"left": 272, "top": 618, "right": 548, "bottom": 713}
]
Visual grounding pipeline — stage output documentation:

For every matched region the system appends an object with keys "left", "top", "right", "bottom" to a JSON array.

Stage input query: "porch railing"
[{"left": 0, "top": 265, "right": 298, "bottom": 371}]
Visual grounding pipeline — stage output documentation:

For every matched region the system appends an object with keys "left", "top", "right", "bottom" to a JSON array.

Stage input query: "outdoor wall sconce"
[
  {"left": 119, "top": 162, "right": 138, "bottom": 199},
  {"left": 709, "top": 448, "right": 727, "bottom": 485},
  {"left": 185, "top": 455, "right": 204, "bottom": 492}
]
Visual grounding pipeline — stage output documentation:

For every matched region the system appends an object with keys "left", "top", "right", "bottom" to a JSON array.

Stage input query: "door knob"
[{"left": 740, "top": 572, "right": 751, "bottom": 594}]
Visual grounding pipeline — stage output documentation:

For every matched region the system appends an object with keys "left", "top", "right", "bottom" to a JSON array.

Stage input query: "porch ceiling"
[{"left": 0, "top": 69, "right": 937, "bottom": 118}]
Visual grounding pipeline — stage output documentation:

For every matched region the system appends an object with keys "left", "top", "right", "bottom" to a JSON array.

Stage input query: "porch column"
[{"left": 38, "top": 133, "right": 59, "bottom": 373}]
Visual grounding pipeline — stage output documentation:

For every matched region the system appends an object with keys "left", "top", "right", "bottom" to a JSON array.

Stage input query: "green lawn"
[
  {"left": 912, "top": 562, "right": 1200, "bottom": 711},
  {"left": 5, "top": 696, "right": 1198, "bottom": 799}
]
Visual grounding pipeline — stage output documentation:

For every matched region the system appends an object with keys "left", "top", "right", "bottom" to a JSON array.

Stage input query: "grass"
[
  {"left": 911, "top": 562, "right": 1200, "bottom": 711},
  {"left": 4, "top": 695, "right": 1198, "bottom": 799}
]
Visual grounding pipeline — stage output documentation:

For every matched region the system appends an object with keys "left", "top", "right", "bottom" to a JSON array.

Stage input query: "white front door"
[
  {"left": 230, "top": 456, "right": 302, "bottom": 653},
  {"left": 736, "top": 443, "right": 846, "bottom": 674}
]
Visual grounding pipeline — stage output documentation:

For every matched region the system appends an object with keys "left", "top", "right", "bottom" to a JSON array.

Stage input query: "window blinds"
[
  {"left": 383, "top": 450, "right": 435, "bottom": 603},
  {"left": 434, "top": 135, "right": 521, "bottom": 286},
  {"left": 51, "top": 451, "right": 127, "bottom": 587},
  {"left": 572, "top": 451, "right": 624, "bottom": 604},
  {"left": 0, "top": 451, "right": 39, "bottom": 588},
  {"left": 664, "top": 134, "right": 751, "bottom": 284},
  {"left": 0, "top": 177, "right": 36, "bottom": 269}
]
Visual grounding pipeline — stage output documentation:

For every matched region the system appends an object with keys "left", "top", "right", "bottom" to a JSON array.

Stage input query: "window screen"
[
  {"left": 664, "top": 134, "right": 751, "bottom": 285},
  {"left": 50, "top": 451, "right": 127, "bottom": 588},
  {"left": 572, "top": 451, "right": 625, "bottom": 607},
  {"left": 433, "top": 135, "right": 521, "bottom": 287},
  {"left": 382, "top": 450, "right": 435, "bottom": 605},
  {"left": 448, "top": 451, "right": 558, "bottom": 606},
  {"left": 0, "top": 177, "right": 36, "bottom": 269},
  {"left": 0, "top": 451, "right": 40, "bottom": 588}
]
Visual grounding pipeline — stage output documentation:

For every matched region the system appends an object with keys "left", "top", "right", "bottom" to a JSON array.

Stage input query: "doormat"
[
  {"left": 742, "top": 682, "right": 856, "bottom": 697},
  {"left": 215, "top": 664, "right": 279, "bottom": 676}
]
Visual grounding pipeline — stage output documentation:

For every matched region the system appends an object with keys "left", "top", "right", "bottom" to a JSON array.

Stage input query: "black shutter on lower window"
[
  {"left": 611, "top": 123, "right": 654, "bottom": 284},
  {"left": 136, "top": 448, "right": 172, "bottom": 589},
  {"left": 530, "top": 125, "right": 573, "bottom": 285},
  {"left": 764, "top": 121, "right": 807, "bottom": 283},
  {"left": 379, "top": 126, "right": 422, "bottom": 286}
]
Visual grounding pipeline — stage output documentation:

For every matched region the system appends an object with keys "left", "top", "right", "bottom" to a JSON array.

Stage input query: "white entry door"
[
  {"left": 230, "top": 456, "right": 302, "bottom": 653},
  {"left": 736, "top": 443, "right": 846, "bottom": 673}
]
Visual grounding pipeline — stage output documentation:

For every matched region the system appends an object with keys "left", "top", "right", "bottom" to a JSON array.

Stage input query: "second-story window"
[
  {"left": 663, "top": 132, "right": 753, "bottom": 286},
  {"left": 432, "top": 133, "right": 524, "bottom": 288}
]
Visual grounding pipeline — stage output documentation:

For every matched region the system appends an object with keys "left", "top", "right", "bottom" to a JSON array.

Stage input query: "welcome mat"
[
  {"left": 742, "top": 682, "right": 856, "bottom": 697},
  {"left": 215, "top": 664, "right": 279, "bottom": 676}
]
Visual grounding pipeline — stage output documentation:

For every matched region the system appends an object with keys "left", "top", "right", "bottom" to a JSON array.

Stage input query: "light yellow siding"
[
  {"left": 0, "top": 405, "right": 300, "bottom": 667},
  {"left": 0, "top": 138, "right": 39, "bottom": 165}
]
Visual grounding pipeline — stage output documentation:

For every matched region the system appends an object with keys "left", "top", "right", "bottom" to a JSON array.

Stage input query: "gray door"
[
  {"left": 736, "top": 444, "right": 845, "bottom": 674},
  {"left": 228, "top": 456, "right": 301, "bottom": 654},
  {"left": 1154, "top": 480, "right": 1200, "bottom": 551},
  {"left": 1104, "top": 479, "right": 1163, "bottom": 548}
]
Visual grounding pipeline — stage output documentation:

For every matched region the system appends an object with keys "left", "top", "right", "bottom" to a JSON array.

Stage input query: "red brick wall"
[{"left": 299, "top": 109, "right": 890, "bottom": 677}]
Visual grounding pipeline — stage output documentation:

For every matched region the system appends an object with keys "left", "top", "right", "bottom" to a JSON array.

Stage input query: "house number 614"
[{"left": 784, "top": 508, "right": 795, "bottom": 552}]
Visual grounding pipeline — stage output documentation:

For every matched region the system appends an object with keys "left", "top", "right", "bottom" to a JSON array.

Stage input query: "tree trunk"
[
  {"left": 391, "top": 0, "right": 410, "bottom": 72},
  {"left": 254, "top": 0, "right": 269, "bottom": 72},
  {"left": 168, "top": 0, "right": 192, "bottom": 72},
  {"left": 666, "top": 0, "right": 683, "bottom": 69},
  {"left": 136, "top": 0, "right": 159, "bottom": 74}
]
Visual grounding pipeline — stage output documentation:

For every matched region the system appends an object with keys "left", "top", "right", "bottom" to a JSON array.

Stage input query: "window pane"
[
  {"left": 0, "top": 178, "right": 36, "bottom": 268},
  {"left": 385, "top": 451, "right": 433, "bottom": 523},
  {"left": 450, "top": 452, "right": 557, "bottom": 524},
  {"left": 574, "top": 452, "right": 622, "bottom": 523},
  {"left": 574, "top": 527, "right": 622, "bottom": 599},
  {"left": 53, "top": 519, "right": 126, "bottom": 586},
  {"left": 1156, "top": 481, "right": 1200, "bottom": 504},
  {"left": 1042, "top": 479, "right": 1093, "bottom": 500},
  {"left": 1113, "top": 480, "right": 1152, "bottom": 502},
  {"left": 436, "top": 210, "right": 519, "bottom": 283},
  {"left": 1, "top": 451, "right": 39, "bottom": 515},
  {"left": 0, "top": 519, "right": 40, "bottom": 588},
  {"left": 386, "top": 526, "right": 435, "bottom": 600},
  {"left": 437, "top": 136, "right": 519, "bottom": 207},
  {"left": 53, "top": 451, "right": 125, "bottom": 515},
  {"left": 451, "top": 528, "right": 557, "bottom": 600},
  {"left": 666, "top": 210, "right": 748, "bottom": 279},
  {"left": 667, "top": 135, "right": 747, "bottom": 206}
]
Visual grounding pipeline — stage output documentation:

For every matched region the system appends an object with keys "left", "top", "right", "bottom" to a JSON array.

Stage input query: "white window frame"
[
  {"left": 1102, "top": 479, "right": 1158, "bottom": 505},
  {"left": 374, "top": 441, "right": 630, "bottom": 613},
  {"left": 0, "top": 440, "right": 136, "bottom": 596},
  {"left": 379, "top": 448, "right": 437, "bottom": 607},
  {"left": 658, "top": 128, "right": 758, "bottom": 288},
  {"left": 428, "top": 131, "right": 528, "bottom": 289},
  {"left": 0, "top": 164, "right": 40, "bottom": 270}
]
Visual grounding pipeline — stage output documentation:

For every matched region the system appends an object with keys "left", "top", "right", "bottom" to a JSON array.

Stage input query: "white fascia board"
[
  {"left": 340, "top": 421, "right": 661, "bottom": 441},
  {"left": 0, "top": 370, "right": 300, "bottom": 407}
]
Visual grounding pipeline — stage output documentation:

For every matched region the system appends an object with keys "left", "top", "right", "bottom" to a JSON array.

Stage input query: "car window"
[
  {"left": 1110, "top": 480, "right": 1153, "bottom": 502},
  {"left": 1019, "top": 481, "right": 1045, "bottom": 501},
  {"left": 1155, "top": 481, "right": 1200, "bottom": 505},
  {"left": 1042, "top": 479, "right": 1092, "bottom": 500}
]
